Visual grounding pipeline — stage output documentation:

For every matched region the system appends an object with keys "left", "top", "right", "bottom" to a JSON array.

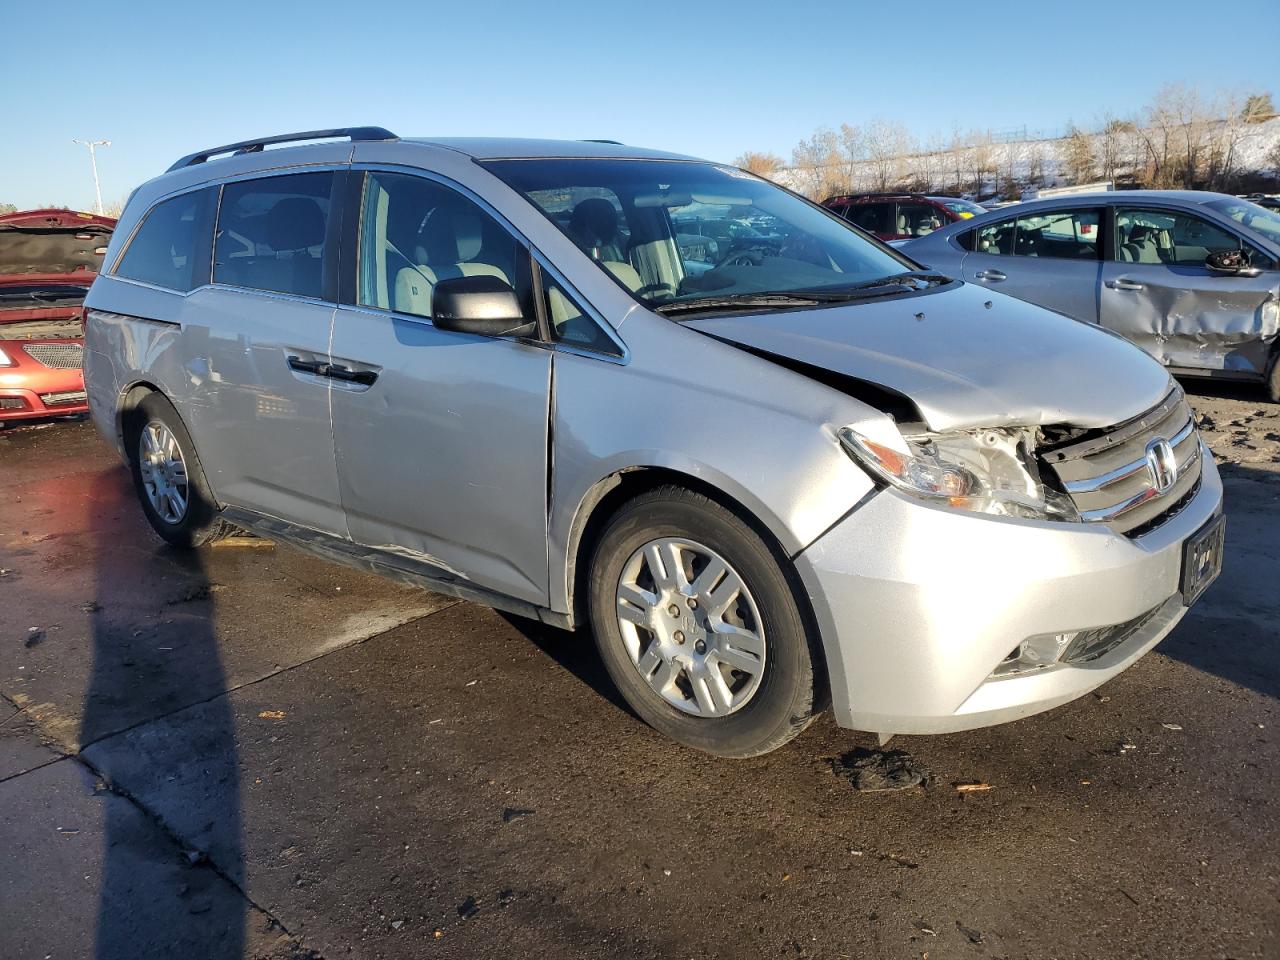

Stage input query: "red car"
[
  {"left": 0, "top": 209, "right": 115, "bottom": 425},
  {"left": 823, "top": 193, "right": 986, "bottom": 241}
]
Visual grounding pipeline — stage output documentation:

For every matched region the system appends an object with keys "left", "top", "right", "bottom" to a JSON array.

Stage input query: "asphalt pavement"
[{"left": 1, "top": 392, "right": 1277, "bottom": 960}]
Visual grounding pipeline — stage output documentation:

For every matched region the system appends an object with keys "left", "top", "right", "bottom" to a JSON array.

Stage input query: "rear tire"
[
  {"left": 587, "top": 485, "right": 822, "bottom": 758},
  {"left": 123, "top": 392, "right": 233, "bottom": 548}
]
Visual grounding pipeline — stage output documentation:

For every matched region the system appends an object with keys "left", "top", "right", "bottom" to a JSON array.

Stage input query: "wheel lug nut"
[
  {"left": 674, "top": 630, "right": 685, "bottom": 644},
  {"left": 668, "top": 604, "right": 679, "bottom": 617},
  {"left": 688, "top": 598, "right": 698, "bottom": 609},
  {"left": 694, "top": 639, "right": 707, "bottom": 654}
]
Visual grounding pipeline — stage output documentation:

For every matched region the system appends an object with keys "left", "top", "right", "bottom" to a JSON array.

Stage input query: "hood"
[
  {"left": 684, "top": 282, "right": 1173, "bottom": 432},
  {"left": 0, "top": 209, "right": 115, "bottom": 279}
]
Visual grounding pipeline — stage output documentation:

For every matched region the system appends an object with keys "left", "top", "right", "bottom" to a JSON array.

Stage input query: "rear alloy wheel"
[
  {"left": 124, "top": 392, "right": 234, "bottom": 548},
  {"left": 137, "top": 419, "right": 190, "bottom": 524},
  {"left": 589, "top": 486, "right": 822, "bottom": 757}
]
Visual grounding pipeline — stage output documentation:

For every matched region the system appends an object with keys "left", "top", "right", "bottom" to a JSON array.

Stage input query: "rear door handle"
[
  {"left": 1106, "top": 278, "right": 1145, "bottom": 291},
  {"left": 287, "top": 355, "right": 326, "bottom": 375},
  {"left": 324, "top": 363, "right": 378, "bottom": 386},
  {"left": 974, "top": 269, "right": 1006, "bottom": 282}
]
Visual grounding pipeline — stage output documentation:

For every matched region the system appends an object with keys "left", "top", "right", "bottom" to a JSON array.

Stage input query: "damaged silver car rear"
[{"left": 84, "top": 131, "right": 1225, "bottom": 757}]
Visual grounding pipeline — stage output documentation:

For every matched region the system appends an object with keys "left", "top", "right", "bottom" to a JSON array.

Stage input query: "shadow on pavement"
[
  {"left": 79, "top": 486, "right": 245, "bottom": 959},
  {"left": 1156, "top": 461, "right": 1280, "bottom": 701},
  {"left": 496, "top": 612, "right": 635, "bottom": 717}
]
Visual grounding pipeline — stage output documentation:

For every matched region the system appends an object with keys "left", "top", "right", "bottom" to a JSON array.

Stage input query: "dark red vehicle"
[
  {"left": 0, "top": 209, "right": 115, "bottom": 425},
  {"left": 823, "top": 193, "right": 986, "bottom": 241}
]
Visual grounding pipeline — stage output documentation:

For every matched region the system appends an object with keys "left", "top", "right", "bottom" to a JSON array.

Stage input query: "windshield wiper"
[
  {"left": 653, "top": 273, "right": 954, "bottom": 317},
  {"left": 837, "top": 271, "right": 952, "bottom": 292},
  {"left": 653, "top": 293, "right": 832, "bottom": 316}
]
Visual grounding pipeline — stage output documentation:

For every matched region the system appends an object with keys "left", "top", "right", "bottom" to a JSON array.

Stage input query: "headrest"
[
  {"left": 569, "top": 198, "right": 618, "bottom": 248},
  {"left": 266, "top": 197, "right": 326, "bottom": 252},
  {"left": 418, "top": 205, "right": 484, "bottom": 265}
]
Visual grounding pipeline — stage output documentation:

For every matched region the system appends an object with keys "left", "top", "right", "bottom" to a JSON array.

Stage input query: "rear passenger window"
[
  {"left": 1012, "top": 210, "right": 1100, "bottom": 260},
  {"left": 214, "top": 172, "right": 336, "bottom": 299},
  {"left": 896, "top": 202, "right": 946, "bottom": 237},
  {"left": 975, "top": 218, "right": 1015, "bottom": 255},
  {"left": 114, "top": 189, "right": 215, "bottom": 292},
  {"left": 357, "top": 171, "right": 532, "bottom": 320},
  {"left": 846, "top": 203, "right": 892, "bottom": 235}
]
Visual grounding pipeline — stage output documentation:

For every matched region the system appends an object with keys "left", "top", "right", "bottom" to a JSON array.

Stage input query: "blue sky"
[{"left": 2, "top": 0, "right": 1270, "bottom": 211}]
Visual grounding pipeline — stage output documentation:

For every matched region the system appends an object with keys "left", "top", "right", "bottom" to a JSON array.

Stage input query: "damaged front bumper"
[
  {"left": 0, "top": 338, "right": 89, "bottom": 421},
  {"left": 795, "top": 449, "right": 1223, "bottom": 736}
]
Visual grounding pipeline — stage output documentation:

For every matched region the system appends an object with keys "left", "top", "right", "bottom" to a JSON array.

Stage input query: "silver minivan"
[{"left": 84, "top": 129, "right": 1225, "bottom": 757}]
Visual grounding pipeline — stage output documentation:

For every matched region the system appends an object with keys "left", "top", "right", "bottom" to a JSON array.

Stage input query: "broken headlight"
[{"left": 838, "top": 425, "right": 1078, "bottom": 521}]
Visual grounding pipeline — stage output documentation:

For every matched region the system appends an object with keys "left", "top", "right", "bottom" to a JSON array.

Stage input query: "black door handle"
[
  {"left": 287, "top": 355, "right": 325, "bottom": 375},
  {"left": 325, "top": 363, "right": 378, "bottom": 386}
]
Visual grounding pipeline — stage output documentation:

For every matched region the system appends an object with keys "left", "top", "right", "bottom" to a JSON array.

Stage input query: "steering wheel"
[{"left": 715, "top": 243, "right": 764, "bottom": 269}]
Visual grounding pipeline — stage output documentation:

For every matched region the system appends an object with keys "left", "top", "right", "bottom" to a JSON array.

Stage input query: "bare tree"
[
  {"left": 836, "top": 124, "right": 865, "bottom": 192},
  {"left": 0, "top": 202, "right": 16, "bottom": 215},
  {"left": 733, "top": 151, "right": 785, "bottom": 180},
  {"left": 865, "top": 118, "right": 913, "bottom": 192},
  {"left": 1026, "top": 140, "right": 1047, "bottom": 187},
  {"left": 1204, "top": 92, "right": 1246, "bottom": 191},
  {"left": 790, "top": 127, "right": 844, "bottom": 199},
  {"left": 1268, "top": 140, "right": 1280, "bottom": 179},
  {"left": 947, "top": 128, "right": 966, "bottom": 193},
  {"left": 1058, "top": 124, "right": 1096, "bottom": 184},
  {"left": 966, "top": 131, "right": 995, "bottom": 195}
]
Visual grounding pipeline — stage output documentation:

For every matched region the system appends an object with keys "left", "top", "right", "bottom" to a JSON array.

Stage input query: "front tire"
[
  {"left": 587, "top": 486, "right": 822, "bottom": 757},
  {"left": 124, "top": 392, "right": 232, "bottom": 548}
]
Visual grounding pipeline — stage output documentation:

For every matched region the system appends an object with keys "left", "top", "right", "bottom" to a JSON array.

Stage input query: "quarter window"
[
  {"left": 213, "top": 172, "right": 336, "bottom": 299},
  {"left": 540, "top": 268, "right": 618, "bottom": 355},
  {"left": 1115, "top": 208, "right": 1243, "bottom": 266},
  {"left": 356, "top": 171, "right": 532, "bottom": 321},
  {"left": 114, "top": 189, "right": 215, "bottom": 292}
]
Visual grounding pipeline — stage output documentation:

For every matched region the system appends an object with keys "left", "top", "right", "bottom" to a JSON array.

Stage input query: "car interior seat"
[
  {"left": 394, "top": 202, "right": 511, "bottom": 315},
  {"left": 262, "top": 197, "right": 325, "bottom": 296},
  {"left": 567, "top": 198, "right": 643, "bottom": 293}
]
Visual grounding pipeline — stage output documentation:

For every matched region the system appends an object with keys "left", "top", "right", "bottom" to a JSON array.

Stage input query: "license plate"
[{"left": 1181, "top": 513, "right": 1225, "bottom": 605}]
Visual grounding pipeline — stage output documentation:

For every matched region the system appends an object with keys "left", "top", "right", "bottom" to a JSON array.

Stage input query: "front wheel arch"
[{"left": 563, "top": 468, "right": 828, "bottom": 706}]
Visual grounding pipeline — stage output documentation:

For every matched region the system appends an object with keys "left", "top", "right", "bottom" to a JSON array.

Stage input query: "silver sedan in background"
[{"left": 901, "top": 191, "right": 1280, "bottom": 399}]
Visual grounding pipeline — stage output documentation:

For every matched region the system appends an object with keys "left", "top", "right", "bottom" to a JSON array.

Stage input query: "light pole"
[{"left": 72, "top": 139, "right": 111, "bottom": 215}]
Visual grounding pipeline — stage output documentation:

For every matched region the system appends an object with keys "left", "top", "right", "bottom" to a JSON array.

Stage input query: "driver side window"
[
  {"left": 1115, "top": 208, "right": 1242, "bottom": 266},
  {"left": 357, "top": 171, "right": 532, "bottom": 320}
]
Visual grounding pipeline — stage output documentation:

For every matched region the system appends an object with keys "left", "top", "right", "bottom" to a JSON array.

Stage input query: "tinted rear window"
[
  {"left": 214, "top": 172, "right": 336, "bottom": 299},
  {"left": 114, "top": 189, "right": 215, "bottom": 292}
]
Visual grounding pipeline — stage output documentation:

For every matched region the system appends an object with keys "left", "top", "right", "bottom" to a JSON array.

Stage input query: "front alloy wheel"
[{"left": 616, "top": 537, "right": 766, "bottom": 717}]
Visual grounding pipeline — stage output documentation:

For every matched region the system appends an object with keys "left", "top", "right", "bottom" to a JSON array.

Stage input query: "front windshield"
[
  {"left": 1206, "top": 198, "right": 1280, "bottom": 245},
  {"left": 485, "top": 158, "right": 912, "bottom": 308}
]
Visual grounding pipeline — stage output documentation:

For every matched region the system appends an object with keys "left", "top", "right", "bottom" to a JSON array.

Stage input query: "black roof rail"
[
  {"left": 581, "top": 139, "right": 623, "bottom": 145},
  {"left": 167, "top": 127, "right": 398, "bottom": 172}
]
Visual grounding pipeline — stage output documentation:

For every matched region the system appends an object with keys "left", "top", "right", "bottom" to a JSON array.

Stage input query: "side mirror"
[
  {"left": 1205, "top": 249, "right": 1261, "bottom": 277},
  {"left": 431, "top": 275, "right": 536, "bottom": 338}
]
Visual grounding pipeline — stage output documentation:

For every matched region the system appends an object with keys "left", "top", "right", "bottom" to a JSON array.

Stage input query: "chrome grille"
[
  {"left": 22, "top": 342, "right": 84, "bottom": 370},
  {"left": 1041, "top": 388, "right": 1202, "bottom": 537},
  {"left": 40, "top": 390, "right": 88, "bottom": 406}
]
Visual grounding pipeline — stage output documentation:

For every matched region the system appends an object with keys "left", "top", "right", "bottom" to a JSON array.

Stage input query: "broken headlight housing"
[{"left": 839, "top": 425, "right": 1078, "bottom": 521}]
